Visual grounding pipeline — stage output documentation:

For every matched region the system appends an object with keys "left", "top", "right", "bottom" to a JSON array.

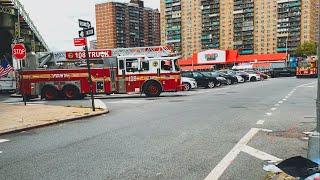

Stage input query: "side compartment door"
[{"left": 118, "top": 58, "right": 126, "bottom": 93}]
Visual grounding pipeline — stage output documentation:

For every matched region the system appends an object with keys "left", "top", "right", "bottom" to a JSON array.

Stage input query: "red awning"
[{"left": 236, "top": 53, "right": 287, "bottom": 63}]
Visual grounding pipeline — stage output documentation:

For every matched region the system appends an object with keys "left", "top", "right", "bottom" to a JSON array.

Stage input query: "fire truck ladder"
[
  {"left": 111, "top": 46, "right": 175, "bottom": 58},
  {"left": 7, "top": 0, "right": 50, "bottom": 51}
]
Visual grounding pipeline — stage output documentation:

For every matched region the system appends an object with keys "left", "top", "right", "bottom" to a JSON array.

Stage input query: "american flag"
[{"left": 0, "top": 58, "right": 14, "bottom": 78}]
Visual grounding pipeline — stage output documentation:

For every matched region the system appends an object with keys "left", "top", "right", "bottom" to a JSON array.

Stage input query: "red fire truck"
[
  {"left": 18, "top": 46, "right": 182, "bottom": 100},
  {"left": 296, "top": 56, "right": 318, "bottom": 78}
]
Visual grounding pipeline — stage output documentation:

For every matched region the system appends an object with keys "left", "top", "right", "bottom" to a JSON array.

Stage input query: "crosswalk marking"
[{"left": 0, "top": 139, "right": 9, "bottom": 143}]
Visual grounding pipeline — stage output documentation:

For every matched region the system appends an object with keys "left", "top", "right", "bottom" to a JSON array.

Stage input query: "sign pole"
[
  {"left": 77, "top": 19, "right": 95, "bottom": 111},
  {"left": 84, "top": 38, "right": 95, "bottom": 111}
]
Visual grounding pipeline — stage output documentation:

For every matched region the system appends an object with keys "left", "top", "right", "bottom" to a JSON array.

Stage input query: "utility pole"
[
  {"left": 316, "top": 10, "right": 320, "bottom": 132},
  {"left": 307, "top": 6, "right": 320, "bottom": 164}
]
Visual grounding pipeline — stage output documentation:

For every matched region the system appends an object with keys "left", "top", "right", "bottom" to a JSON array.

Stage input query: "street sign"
[
  {"left": 78, "top": 19, "right": 91, "bottom": 29},
  {"left": 79, "top": 28, "right": 95, "bottom": 38},
  {"left": 12, "top": 43, "right": 26, "bottom": 60},
  {"left": 74, "top": 37, "right": 87, "bottom": 46},
  {"left": 66, "top": 50, "right": 112, "bottom": 60}
]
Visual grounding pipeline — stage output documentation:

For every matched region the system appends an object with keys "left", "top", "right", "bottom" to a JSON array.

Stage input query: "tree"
[{"left": 293, "top": 41, "right": 317, "bottom": 57}]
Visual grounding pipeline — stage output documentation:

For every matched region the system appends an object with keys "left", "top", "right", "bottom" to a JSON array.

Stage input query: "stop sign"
[{"left": 12, "top": 43, "right": 26, "bottom": 60}]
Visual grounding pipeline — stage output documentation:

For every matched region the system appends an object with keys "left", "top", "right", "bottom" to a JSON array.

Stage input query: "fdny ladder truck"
[
  {"left": 18, "top": 46, "right": 183, "bottom": 100},
  {"left": 296, "top": 56, "right": 318, "bottom": 78}
]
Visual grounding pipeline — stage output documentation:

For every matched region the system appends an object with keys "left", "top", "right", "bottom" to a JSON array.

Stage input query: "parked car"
[
  {"left": 181, "top": 71, "right": 220, "bottom": 88},
  {"left": 181, "top": 77, "right": 197, "bottom": 91},
  {"left": 245, "top": 70, "right": 269, "bottom": 80},
  {"left": 269, "top": 68, "right": 296, "bottom": 78},
  {"left": 205, "top": 71, "right": 236, "bottom": 85},
  {"left": 241, "top": 71, "right": 261, "bottom": 81},
  {"left": 221, "top": 70, "right": 250, "bottom": 82},
  {"left": 220, "top": 70, "right": 245, "bottom": 83},
  {"left": 201, "top": 71, "right": 227, "bottom": 86},
  {"left": 235, "top": 75, "right": 245, "bottom": 83}
]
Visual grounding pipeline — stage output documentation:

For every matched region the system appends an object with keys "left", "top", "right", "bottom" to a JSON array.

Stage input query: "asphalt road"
[{"left": 0, "top": 77, "right": 317, "bottom": 180}]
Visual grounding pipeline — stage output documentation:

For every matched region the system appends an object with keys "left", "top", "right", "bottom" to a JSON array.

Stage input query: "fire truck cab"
[
  {"left": 296, "top": 56, "right": 318, "bottom": 78},
  {"left": 19, "top": 49, "right": 182, "bottom": 100}
]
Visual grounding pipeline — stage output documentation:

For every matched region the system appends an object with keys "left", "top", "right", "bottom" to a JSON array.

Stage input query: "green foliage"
[{"left": 293, "top": 41, "right": 317, "bottom": 57}]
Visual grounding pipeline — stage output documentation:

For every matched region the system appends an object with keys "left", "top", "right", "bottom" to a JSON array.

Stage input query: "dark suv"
[{"left": 181, "top": 71, "right": 220, "bottom": 88}]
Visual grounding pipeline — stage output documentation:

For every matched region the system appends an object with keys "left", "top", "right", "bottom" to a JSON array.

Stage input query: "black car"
[
  {"left": 200, "top": 71, "right": 227, "bottom": 86},
  {"left": 181, "top": 71, "right": 220, "bottom": 88},
  {"left": 216, "top": 71, "right": 238, "bottom": 84},
  {"left": 221, "top": 70, "right": 250, "bottom": 81}
]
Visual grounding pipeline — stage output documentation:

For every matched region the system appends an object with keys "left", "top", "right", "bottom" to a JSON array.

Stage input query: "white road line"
[
  {"left": 242, "top": 145, "right": 282, "bottom": 163},
  {"left": 278, "top": 101, "right": 283, "bottom": 104},
  {"left": 261, "top": 129, "right": 273, "bottom": 132},
  {"left": 0, "top": 151, "right": 2, "bottom": 154},
  {"left": 274, "top": 104, "right": 280, "bottom": 107},
  {"left": 94, "top": 99, "right": 107, "bottom": 110},
  {"left": 285, "top": 96, "right": 289, "bottom": 99},
  {"left": 282, "top": 99, "right": 287, "bottom": 101},
  {"left": 256, "top": 120, "right": 265, "bottom": 125},
  {"left": 0, "top": 139, "right": 9, "bottom": 143},
  {"left": 265, "top": 112, "right": 272, "bottom": 116},
  {"left": 270, "top": 107, "right": 277, "bottom": 111},
  {"left": 204, "top": 128, "right": 260, "bottom": 180}
]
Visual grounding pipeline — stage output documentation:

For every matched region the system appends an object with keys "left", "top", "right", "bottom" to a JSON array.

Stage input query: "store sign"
[
  {"left": 198, "top": 49, "right": 226, "bottom": 64},
  {"left": 66, "top": 50, "right": 112, "bottom": 60}
]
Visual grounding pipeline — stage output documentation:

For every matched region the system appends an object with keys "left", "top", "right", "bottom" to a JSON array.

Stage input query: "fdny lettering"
[
  {"left": 66, "top": 50, "right": 112, "bottom": 60},
  {"left": 51, "top": 74, "right": 70, "bottom": 78}
]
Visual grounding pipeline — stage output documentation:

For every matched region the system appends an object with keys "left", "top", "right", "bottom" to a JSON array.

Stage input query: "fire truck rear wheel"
[
  {"left": 63, "top": 86, "right": 81, "bottom": 100},
  {"left": 144, "top": 82, "right": 162, "bottom": 97},
  {"left": 42, "top": 87, "right": 58, "bottom": 100}
]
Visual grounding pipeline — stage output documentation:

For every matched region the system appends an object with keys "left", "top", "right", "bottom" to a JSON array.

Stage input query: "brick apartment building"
[
  {"left": 161, "top": 0, "right": 320, "bottom": 58},
  {"left": 95, "top": 0, "right": 160, "bottom": 49}
]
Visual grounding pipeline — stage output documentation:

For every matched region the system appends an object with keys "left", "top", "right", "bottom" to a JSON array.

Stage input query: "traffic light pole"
[{"left": 84, "top": 39, "right": 95, "bottom": 111}]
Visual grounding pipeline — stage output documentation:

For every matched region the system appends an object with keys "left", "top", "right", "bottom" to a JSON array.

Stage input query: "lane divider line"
[
  {"left": 265, "top": 112, "right": 272, "bottom": 116},
  {"left": 204, "top": 128, "right": 260, "bottom": 180},
  {"left": 242, "top": 145, "right": 282, "bottom": 163},
  {"left": 270, "top": 108, "right": 277, "bottom": 111},
  {"left": 274, "top": 104, "right": 280, "bottom": 107},
  {"left": 278, "top": 101, "right": 283, "bottom": 104},
  {"left": 256, "top": 120, "right": 265, "bottom": 125},
  {"left": 0, "top": 139, "right": 9, "bottom": 143}
]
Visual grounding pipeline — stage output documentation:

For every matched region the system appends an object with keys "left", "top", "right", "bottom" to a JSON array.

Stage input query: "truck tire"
[
  {"left": 42, "top": 87, "right": 58, "bottom": 100},
  {"left": 144, "top": 82, "right": 162, "bottom": 97},
  {"left": 183, "top": 82, "right": 191, "bottom": 91},
  {"left": 63, "top": 85, "right": 81, "bottom": 100}
]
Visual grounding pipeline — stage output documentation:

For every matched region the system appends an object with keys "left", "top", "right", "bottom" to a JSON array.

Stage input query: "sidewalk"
[{"left": 0, "top": 103, "right": 108, "bottom": 135}]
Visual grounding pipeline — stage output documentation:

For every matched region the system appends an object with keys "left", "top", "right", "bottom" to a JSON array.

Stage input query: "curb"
[{"left": 0, "top": 108, "right": 109, "bottom": 136}]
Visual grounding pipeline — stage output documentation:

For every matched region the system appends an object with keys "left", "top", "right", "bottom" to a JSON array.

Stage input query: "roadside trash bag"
[{"left": 276, "top": 156, "right": 319, "bottom": 178}]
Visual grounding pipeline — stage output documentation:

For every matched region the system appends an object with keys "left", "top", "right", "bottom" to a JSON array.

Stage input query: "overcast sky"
[{"left": 19, "top": 0, "right": 160, "bottom": 51}]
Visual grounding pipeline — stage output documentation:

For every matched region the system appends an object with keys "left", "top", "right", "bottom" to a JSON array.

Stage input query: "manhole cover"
[{"left": 267, "top": 131, "right": 307, "bottom": 139}]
